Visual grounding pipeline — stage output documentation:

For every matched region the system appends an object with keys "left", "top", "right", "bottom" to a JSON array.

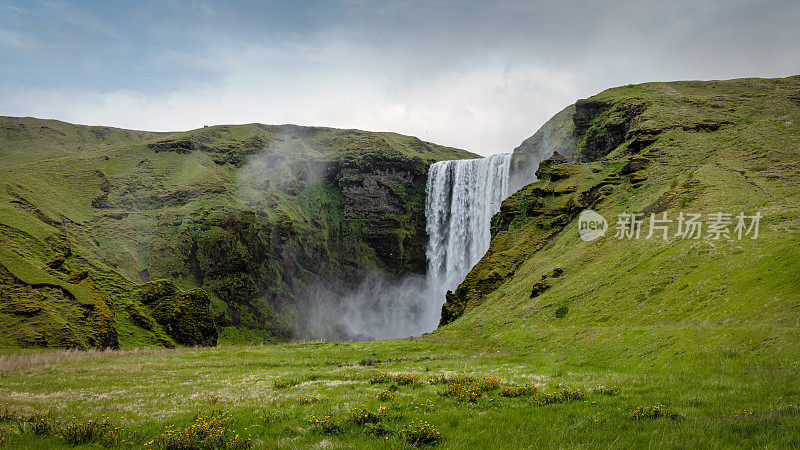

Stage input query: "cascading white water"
[
  {"left": 422, "top": 153, "right": 513, "bottom": 328},
  {"left": 292, "top": 152, "right": 514, "bottom": 340}
]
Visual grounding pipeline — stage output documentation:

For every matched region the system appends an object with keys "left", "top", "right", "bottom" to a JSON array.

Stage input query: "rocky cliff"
[{"left": 0, "top": 119, "right": 475, "bottom": 348}]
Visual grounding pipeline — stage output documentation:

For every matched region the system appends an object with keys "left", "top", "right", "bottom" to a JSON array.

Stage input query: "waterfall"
[
  {"left": 422, "top": 153, "right": 513, "bottom": 327},
  {"left": 294, "top": 152, "right": 513, "bottom": 340}
]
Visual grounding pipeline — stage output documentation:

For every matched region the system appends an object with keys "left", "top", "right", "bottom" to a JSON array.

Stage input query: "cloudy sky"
[{"left": 1, "top": 0, "right": 798, "bottom": 155}]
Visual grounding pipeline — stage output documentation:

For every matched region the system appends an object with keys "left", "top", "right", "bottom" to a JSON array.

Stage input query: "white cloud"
[
  {"left": 2, "top": 1, "right": 799, "bottom": 155},
  {"left": 2, "top": 41, "right": 578, "bottom": 155}
]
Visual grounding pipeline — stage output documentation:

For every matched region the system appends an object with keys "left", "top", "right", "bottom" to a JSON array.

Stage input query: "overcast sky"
[{"left": 1, "top": 0, "right": 798, "bottom": 155}]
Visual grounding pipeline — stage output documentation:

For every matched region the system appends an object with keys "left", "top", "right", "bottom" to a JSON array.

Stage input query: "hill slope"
[
  {"left": 0, "top": 118, "right": 475, "bottom": 349},
  {"left": 439, "top": 75, "right": 800, "bottom": 363}
]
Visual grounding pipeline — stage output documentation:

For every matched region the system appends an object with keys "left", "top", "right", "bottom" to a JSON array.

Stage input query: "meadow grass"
[{"left": 0, "top": 334, "right": 798, "bottom": 448}]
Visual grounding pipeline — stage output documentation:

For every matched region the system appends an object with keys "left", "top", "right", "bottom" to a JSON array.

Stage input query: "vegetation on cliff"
[
  {"left": 0, "top": 119, "right": 475, "bottom": 349},
  {"left": 440, "top": 75, "right": 800, "bottom": 348}
]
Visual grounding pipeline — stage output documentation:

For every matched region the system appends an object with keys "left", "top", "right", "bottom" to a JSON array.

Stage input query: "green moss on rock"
[{"left": 138, "top": 280, "right": 217, "bottom": 346}]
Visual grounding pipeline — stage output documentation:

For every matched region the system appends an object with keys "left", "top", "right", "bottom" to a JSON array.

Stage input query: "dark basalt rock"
[
  {"left": 681, "top": 119, "right": 732, "bottom": 132},
  {"left": 630, "top": 173, "right": 648, "bottom": 185},
  {"left": 627, "top": 134, "right": 659, "bottom": 152},
  {"left": 337, "top": 154, "right": 430, "bottom": 275},
  {"left": 598, "top": 185, "right": 614, "bottom": 196},
  {"left": 535, "top": 152, "right": 574, "bottom": 181},
  {"left": 619, "top": 156, "right": 652, "bottom": 175},
  {"left": 573, "top": 98, "right": 648, "bottom": 161},
  {"left": 138, "top": 280, "right": 217, "bottom": 347},
  {"left": 599, "top": 175, "right": 622, "bottom": 185},
  {"left": 525, "top": 197, "right": 546, "bottom": 217},
  {"left": 147, "top": 134, "right": 267, "bottom": 167},
  {"left": 148, "top": 138, "right": 204, "bottom": 154},
  {"left": 68, "top": 270, "right": 89, "bottom": 283},
  {"left": 530, "top": 281, "right": 550, "bottom": 298},
  {"left": 440, "top": 290, "right": 463, "bottom": 327}
]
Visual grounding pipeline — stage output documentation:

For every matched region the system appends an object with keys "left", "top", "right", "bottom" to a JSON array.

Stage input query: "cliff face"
[
  {"left": 508, "top": 104, "right": 578, "bottom": 191},
  {"left": 0, "top": 119, "right": 475, "bottom": 348},
  {"left": 439, "top": 75, "right": 800, "bottom": 329},
  {"left": 337, "top": 152, "right": 430, "bottom": 275}
]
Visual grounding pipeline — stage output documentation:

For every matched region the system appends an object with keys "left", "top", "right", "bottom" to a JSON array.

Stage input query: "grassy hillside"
[
  {"left": 0, "top": 118, "right": 476, "bottom": 349},
  {"left": 440, "top": 75, "right": 800, "bottom": 361}
]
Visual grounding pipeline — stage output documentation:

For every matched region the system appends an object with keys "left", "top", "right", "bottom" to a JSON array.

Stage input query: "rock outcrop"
[
  {"left": 0, "top": 118, "right": 475, "bottom": 348},
  {"left": 138, "top": 280, "right": 217, "bottom": 347}
]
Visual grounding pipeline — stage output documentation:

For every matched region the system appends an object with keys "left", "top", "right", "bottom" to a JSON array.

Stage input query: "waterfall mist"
[{"left": 290, "top": 272, "right": 430, "bottom": 341}]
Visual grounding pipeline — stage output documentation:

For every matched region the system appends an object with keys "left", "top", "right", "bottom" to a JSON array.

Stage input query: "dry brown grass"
[{"left": 0, "top": 347, "right": 197, "bottom": 372}]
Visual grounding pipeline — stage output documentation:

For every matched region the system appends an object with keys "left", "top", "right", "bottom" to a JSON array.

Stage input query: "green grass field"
[{"left": 1, "top": 333, "right": 799, "bottom": 448}]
